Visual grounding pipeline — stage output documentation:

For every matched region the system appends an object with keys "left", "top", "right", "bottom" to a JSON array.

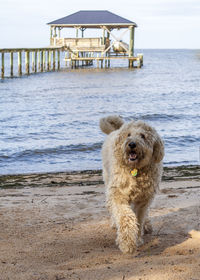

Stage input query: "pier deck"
[{"left": 65, "top": 54, "right": 143, "bottom": 69}]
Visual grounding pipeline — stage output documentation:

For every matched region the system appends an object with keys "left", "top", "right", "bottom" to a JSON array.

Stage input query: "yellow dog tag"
[{"left": 131, "top": 169, "right": 138, "bottom": 177}]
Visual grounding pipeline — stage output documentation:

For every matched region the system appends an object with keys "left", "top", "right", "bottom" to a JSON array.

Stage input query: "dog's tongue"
[{"left": 130, "top": 152, "right": 137, "bottom": 159}]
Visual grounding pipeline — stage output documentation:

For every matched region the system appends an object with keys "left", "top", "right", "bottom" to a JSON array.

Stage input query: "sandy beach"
[{"left": 0, "top": 165, "right": 200, "bottom": 280}]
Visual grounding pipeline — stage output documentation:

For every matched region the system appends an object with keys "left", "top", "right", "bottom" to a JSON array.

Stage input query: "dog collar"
[{"left": 131, "top": 168, "right": 138, "bottom": 177}]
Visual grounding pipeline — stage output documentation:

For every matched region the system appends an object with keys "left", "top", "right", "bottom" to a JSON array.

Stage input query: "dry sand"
[{"left": 0, "top": 166, "right": 200, "bottom": 280}]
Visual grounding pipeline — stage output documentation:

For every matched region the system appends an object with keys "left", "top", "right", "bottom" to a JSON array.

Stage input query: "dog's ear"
[
  {"left": 99, "top": 115, "right": 124, "bottom": 135},
  {"left": 153, "top": 135, "right": 164, "bottom": 163}
]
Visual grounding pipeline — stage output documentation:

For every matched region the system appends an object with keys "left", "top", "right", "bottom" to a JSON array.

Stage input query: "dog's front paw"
[
  {"left": 117, "top": 215, "right": 138, "bottom": 254},
  {"left": 118, "top": 238, "right": 137, "bottom": 254}
]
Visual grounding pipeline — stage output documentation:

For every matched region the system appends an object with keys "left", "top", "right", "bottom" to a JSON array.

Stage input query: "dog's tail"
[{"left": 99, "top": 115, "right": 124, "bottom": 135}]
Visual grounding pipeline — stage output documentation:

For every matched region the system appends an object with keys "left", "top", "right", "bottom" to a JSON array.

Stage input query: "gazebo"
[{"left": 47, "top": 10, "right": 142, "bottom": 68}]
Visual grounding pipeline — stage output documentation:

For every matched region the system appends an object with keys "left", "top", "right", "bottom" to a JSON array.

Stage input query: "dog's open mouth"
[{"left": 129, "top": 151, "right": 138, "bottom": 162}]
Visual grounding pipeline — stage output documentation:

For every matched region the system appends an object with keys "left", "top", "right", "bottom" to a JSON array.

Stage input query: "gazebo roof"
[{"left": 47, "top": 10, "right": 137, "bottom": 28}]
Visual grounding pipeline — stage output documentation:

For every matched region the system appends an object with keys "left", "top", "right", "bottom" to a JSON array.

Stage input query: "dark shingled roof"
[{"left": 47, "top": 10, "right": 137, "bottom": 27}]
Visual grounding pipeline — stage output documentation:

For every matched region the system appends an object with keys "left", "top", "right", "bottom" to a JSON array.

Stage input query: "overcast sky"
[{"left": 0, "top": 0, "right": 199, "bottom": 48}]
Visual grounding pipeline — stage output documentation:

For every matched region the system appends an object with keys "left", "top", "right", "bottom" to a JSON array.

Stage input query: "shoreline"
[{"left": 0, "top": 165, "right": 199, "bottom": 189}]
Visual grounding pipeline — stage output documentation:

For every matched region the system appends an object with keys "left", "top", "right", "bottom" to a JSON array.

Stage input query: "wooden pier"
[
  {"left": 0, "top": 47, "right": 143, "bottom": 79},
  {"left": 0, "top": 11, "right": 144, "bottom": 79},
  {"left": 0, "top": 47, "right": 63, "bottom": 79}
]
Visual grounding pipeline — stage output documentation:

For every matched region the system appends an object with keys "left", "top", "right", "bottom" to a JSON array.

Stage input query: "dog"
[{"left": 100, "top": 115, "right": 164, "bottom": 253}]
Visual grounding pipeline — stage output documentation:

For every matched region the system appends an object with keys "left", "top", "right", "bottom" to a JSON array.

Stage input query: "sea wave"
[
  {"left": 164, "top": 135, "right": 199, "bottom": 146},
  {"left": 0, "top": 142, "right": 102, "bottom": 163},
  {"left": 163, "top": 160, "right": 198, "bottom": 166},
  {"left": 131, "top": 113, "right": 199, "bottom": 122}
]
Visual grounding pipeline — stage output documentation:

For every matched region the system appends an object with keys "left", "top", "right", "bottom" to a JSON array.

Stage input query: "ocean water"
[{"left": 0, "top": 49, "right": 200, "bottom": 175}]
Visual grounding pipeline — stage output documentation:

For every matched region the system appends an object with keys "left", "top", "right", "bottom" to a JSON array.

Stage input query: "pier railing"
[{"left": 0, "top": 47, "right": 63, "bottom": 79}]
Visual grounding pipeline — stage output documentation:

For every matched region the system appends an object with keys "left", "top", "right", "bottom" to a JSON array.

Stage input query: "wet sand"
[{"left": 0, "top": 166, "right": 200, "bottom": 280}]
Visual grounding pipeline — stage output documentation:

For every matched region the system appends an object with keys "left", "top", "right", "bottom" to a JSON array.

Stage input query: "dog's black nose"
[{"left": 128, "top": 142, "right": 136, "bottom": 149}]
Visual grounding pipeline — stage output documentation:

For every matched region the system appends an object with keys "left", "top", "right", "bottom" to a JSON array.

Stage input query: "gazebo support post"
[
  {"left": 76, "top": 28, "right": 79, "bottom": 38},
  {"left": 129, "top": 26, "right": 134, "bottom": 57},
  {"left": 107, "top": 31, "right": 110, "bottom": 67},
  {"left": 102, "top": 28, "right": 105, "bottom": 44},
  {"left": 50, "top": 27, "right": 53, "bottom": 45},
  {"left": 129, "top": 26, "right": 135, "bottom": 68}
]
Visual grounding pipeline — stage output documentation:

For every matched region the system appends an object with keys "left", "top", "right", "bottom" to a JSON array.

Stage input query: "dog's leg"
[
  {"left": 107, "top": 189, "right": 139, "bottom": 254},
  {"left": 134, "top": 202, "right": 152, "bottom": 243}
]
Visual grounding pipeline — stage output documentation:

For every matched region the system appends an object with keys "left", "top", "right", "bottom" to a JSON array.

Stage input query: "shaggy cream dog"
[{"left": 100, "top": 115, "right": 164, "bottom": 253}]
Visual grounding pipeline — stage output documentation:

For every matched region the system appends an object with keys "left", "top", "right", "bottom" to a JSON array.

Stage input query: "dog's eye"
[
  {"left": 127, "top": 133, "right": 131, "bottom": 137},
  {"left": 140, "top": 133, "right": 146, "bottom": 139}
]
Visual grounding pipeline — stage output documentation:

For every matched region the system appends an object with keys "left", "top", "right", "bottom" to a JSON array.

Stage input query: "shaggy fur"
[{"left": 100, "top": 115, "right": 164, "bottom": 253}]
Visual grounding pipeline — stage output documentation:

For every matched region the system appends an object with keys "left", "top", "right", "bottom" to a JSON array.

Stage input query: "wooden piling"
[
  {"left": 137, "top": 53, "right": 143, "bottom": 67},
  {"left": 10, "top": 52, "right": 13, "bottom": 77},
  {"left": 1, "top": 52, "right": 4, "bottom": 79},
  {"left": 89, "top": 53, "right": 93, "bottom": 65},
  {"left": 43, "top": 50, "right": 46, "bottom": 71},
  {"left": 97, "top": 54, "right": 99, "bottom": 68},
  {"left": 48, "top": 51, "right": 51, "bottom": 71},
  {"left": 25, "top": 51, "right": 30, "bottom": 74},
  {"left": 137, "top": 58, "right": 141, "bottom": 68},
  {"left": 105, "top": 55, "right": 107, "bottom": 68},
  {"left": 53, "top": 50, "right": 55, "bottom": 70},
  {"left": 32, "top": 52, "right": 35, "bottom": 72},
  {"left": 40, "top": 51, "right": 43, "bottom": 72},
  {"left": 101, "top": 59, "right": 103, "bottom": 68},
  {"left": 130, "top": 59, "right": 134, "bottom": 68},
  {"left": 18, "top": 51, "right": 22, "bottom": 76},
  {"left": 38, "top": 51, "right": 41, "bottom": 71},
  {"left": 34, "top": 51, "right": 37, "bottom": 73},
  {"left": 50, "top": 51, "right": 52, "bottom": 70},
  {"left": 65, "top": 52, "right": 68, "bottom": 67},
  {"left": 69, "top": 53, "right": 72, "bottom": 68},
  {"left": 57, "top": 50, "right": 60, "bottom": 69},
  {"left": 47, "top": 51, "right": 49, "bottom": 70},
  {"left": 86, "top": 53, "right": 88, "bottom": 66},
  {"left": 81, "top": 52, "right": 84, "bottom": 66}
]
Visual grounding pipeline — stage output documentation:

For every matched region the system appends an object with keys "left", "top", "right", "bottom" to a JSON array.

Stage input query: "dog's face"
[{"left": 114, "top": 121, "right": 164, "bottom": 169}]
